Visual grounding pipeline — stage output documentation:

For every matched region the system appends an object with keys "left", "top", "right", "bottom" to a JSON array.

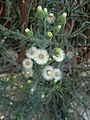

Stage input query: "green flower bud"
[
  {"left": 3, "top": 77, "right": 6, "bottom": 81},
  {"left": 53, "top": 25, "right": 61, "bottom": 33},
  {"left": 58, "top": 12, "right": 67, "bottom": 25},
  {"left": 22, "top": 71, "right": 25, "bottom": 75},
  {"left": 36, "top": 6, "right": 44, "bottom": 18},
  {"left": 13, "top": 75, "right": 17, "bottom": 79},
  {"left": 43, "top": 8, "right": 48, "bottom": 18},
  {"left": 6, "top": 77, "right": 10, "bottom": 81},
  {"left": 44, "top": 8, "right": 47, "bottom": 12},
  {"left": 31, "top": 88, "right": 34, "bottom": 92},
  {"left": 52, "top": 48, "right": 61, "bottom": 57},
  {"left": 31, "top": 88, "right": 34, "bottom": 94},
  {"left": 41, "top": 93, "right": 45, "bottom": 98},
  {"left": 25, "top": 28, "right": 33, "bottom": 37},
  {"left": 38, "top": 6, "right": 42, "bottom": 11},
  {"left": 27, "top": 80, "right": 32, "bottom": 84},
  {"left": 45, "top": 32, "right": 53, "bottom": 40},
  {"left": 54, "top": 79, "right": 58, "bottom": 83},
  {"left": 19, "top": 84, "right": 23, "bottom": 88}
]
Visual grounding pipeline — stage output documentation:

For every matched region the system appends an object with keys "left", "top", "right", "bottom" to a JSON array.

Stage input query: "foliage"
[{"left": 0, "top": 0, "right": 90, "bottom": 120}]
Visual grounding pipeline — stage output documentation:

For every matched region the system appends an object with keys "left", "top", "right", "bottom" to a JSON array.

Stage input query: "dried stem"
[{"left": 18, "top": 0, "right": 30, "bottom": 64}]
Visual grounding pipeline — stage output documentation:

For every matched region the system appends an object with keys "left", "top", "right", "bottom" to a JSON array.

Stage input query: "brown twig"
[
  {"left": 17, "top": 0, "right": 30, "bottom": 64},
  {"left": 0, "top": 2, "right": 3, "bottom": 15}
]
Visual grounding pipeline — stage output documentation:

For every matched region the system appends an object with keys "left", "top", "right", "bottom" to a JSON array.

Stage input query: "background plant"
[{"left": 0, "top": 0, "right": 90, "bottom": 120}]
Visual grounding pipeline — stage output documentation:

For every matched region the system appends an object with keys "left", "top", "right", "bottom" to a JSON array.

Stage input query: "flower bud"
[
  {"left": 6, "top": 77, "right": 9, "bottom": 81},
  {"left": 53, "top": 25, "right": 61, "bottom": 33},
  {"left": 52, "top": 48, "right": 61, "bottom": 57},
  {"left": 25, "top": 28, "right": 29, "bottom": 32},
  {"left": 45, "top": 32, "right": 53, "bottom": 40},
  {"left": 37, "top": 6, "right": 42, "bottom": 11},
  {"left": 31, "top": 88, "right": 34, "bottom": 94},
  {"left": 19, "top": 84, "right": 23, "bottom": 88},
  {"left": 44, "top": 8, "right": 47, "bottom": 12},
  {"left": 25, "top": 28, "right": 33, "bottom": 37},
  {"left": 54, "top": 79, "right": 58, "bottom": 83},
  {"left": 36, "top": 6, "right": 44, "bottom": 18},
  {"left": 41, "top": 93, "right": 45, "bottom": 98},
  {"left": 58, "top": 25, "right": 62, "bottom": 29},
  {"left": 49, "top": 58, "right": 52, "bottom": 61},
  {"left": 13, "top": 75, "right": 17, "bottom": 79},
  {"left": 22, "top": 71, "right": 25, "bottom": 74},
  {"left": 43, "top": 8, "right": 48, "bottom": 18},
  {"left": 27, "top": 80, "right": 32, "bottom": 84},
  {"left": 26, "top": 70, "right": 31, "bottom": 75},
  {"left": 63, "top": 12, "right": 67, "bottom": 17},
  {"left": 58, "top": 12, "right": 67, "bottom": 25},
  {"left": 31, "top": 88, "right": 34, "bottom": 92}
]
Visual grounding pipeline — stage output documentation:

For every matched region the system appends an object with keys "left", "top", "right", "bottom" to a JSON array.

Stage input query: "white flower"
[
  {"left": 42, "top": 66, "right": 54, "bottom": 80},
  {"left": 34, "top": 49, "right": 49, "bottom": 65},
  {"left": 53, "top": 68, "right": 62, "bottom": 80},
  {"left": 26, "top": 46, "right": 37, "bottom": 59},
  {"left": 23, "top": 58, "right": 33, "bottom": 69},
  {"left": 24, "top": 69, "right": 34, "bottom": 78},
  {"left": 46, "top": 13, "right": 55, "bottom": 24},
  {"left": 52, "top": 48, "right": 65, "bottom": 62}
]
